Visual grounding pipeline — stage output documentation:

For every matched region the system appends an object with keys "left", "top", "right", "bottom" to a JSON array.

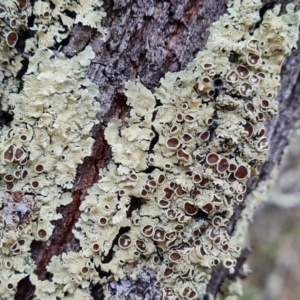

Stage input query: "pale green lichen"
[
  {"left": 0, "top": 0, "right": 299, "bottom": 299},
  {"left": 0, "top": 46, "right": 99, "bottom": 299},
  {"left": 0, "top": 0, "right": 104, "bottom": 298},
  {"left": 219, "top": 278, "right": 243, "bottom": 299},
  {"left": 233, "top": 177, "right": 272, "bottom": 246},
  {"left": 0, "top": 45, "right": 99, "bottom": 196},
  {"left": 0, "top": 0, "right": 106, "bottom": 112},
  {"left": 28, "top": 0, "right": 106, "bottom": 49},
  {"left": 0, "top": 0, "right": 30, "bottom": 113},
  {"left": 72, "top": 1, "right": 299, "bottom": 299},
  {"left": 31, "top": 252, "right": 99, "bottom": 299},
  {"left": 268, "top": 121, "right": 300, "bottom": 208}
]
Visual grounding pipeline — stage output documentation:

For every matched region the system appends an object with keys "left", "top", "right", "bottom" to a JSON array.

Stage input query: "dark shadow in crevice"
[
  {"left": 90, "top": 283, "right": 105, "bottom": 300},
  {"left": 15, "top": 275, "right": 35, "bottom": 300},
  {"left": 142, "top": 165, "right": 157, "bottom": 174},
  {"left": 102, "top": 226, "right": 130, "bottom": 263},
  {"left": 0, "top": 110, "right": 13, "bottom": 127},
  {"left": 126, "top": 196, "right": 143, "bottom": 218},
  {"left": 90, "top": 261, "right": 112, "bottom": 299},
  {"left": 208, "top": 110, "right": 219, "bottom": 143},
  {"left": 259, "top": 2, "right": 277, "bottom": 19},
  {"left": 254, "top": 2, "right": 277, "bottom": 30},
  {"left": 192, "top": 208, "right": 209, "bottom": 222},
  {"left": 228, "top": 51, "right": 240, "bottom": 63},
  {"left": 149, "top": 125, "right": 159, "bottom": 152}
]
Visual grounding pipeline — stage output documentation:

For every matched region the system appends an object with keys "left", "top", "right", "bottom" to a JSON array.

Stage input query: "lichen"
[
  {"left": 29, "top": 0, "right": 106, "bottom": 49},
  {"left": 0, "top": 0, "right": 299, "bottom": 299},
  {"left": 73, "top": 1, "right": 299, "bottom": 299},
  {"left": 219, "top": 278, "right": 243, "bottom": 299},
  {"left": 0, "top": 0, "right": 30, "bottom": 114},
  {"left": 32, "top": 252, "right": 99, "bottom": 298},
  {"left": 0, "top": 46, "right": 99, "bottom": 299},
  {"left": 0, "top": 0, "right": 104, "bottom": 298},
  {"left": 0, "top": 0, "right": 106, "bottom": 112}
]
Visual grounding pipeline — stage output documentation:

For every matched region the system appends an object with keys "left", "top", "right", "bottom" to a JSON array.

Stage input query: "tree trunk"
[{"left": 1, "top": 0, "right": 299, "bottom": 299}]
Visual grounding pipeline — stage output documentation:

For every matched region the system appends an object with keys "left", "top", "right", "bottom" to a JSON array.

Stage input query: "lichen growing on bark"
[
  {"left": 0, "top": 0, "right": 299, "bottom": 299},
  {"left": 0, "top": 1, "right": 103, "bottom": 299},
  {"left": 73, "top": 1, "right": 299, "bottom": 299},
  {"left": 0, "top": 46, "right": 100, "bottom": 299}
]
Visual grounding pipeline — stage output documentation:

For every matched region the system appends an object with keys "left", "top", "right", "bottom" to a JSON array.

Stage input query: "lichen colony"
[{"left": 0, "top": 0, "right": 299, "bottom": 299}]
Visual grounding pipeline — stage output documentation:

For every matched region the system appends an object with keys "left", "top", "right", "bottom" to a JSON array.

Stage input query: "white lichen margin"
[{"left": 74, "top": 0, "right": 299, "bottom": 299}]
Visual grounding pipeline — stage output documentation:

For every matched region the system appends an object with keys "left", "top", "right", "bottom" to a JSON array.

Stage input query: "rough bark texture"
[{"left": 14, "top": 0, "right": 300, "bottom": 299}]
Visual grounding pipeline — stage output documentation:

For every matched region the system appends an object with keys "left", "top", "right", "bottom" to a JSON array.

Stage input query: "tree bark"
[{"left": 8, "top": 0, "right": 300, "bottom": 299}]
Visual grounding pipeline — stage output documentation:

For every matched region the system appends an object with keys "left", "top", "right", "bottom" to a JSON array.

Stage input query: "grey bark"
[{"left": 14, "top": 0, "right": 300, "bottom": 299}]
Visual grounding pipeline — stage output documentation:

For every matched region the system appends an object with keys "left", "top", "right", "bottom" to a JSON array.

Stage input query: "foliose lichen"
[
  {"left": 0, "top": 45, "right": 100, "bottom": 299},
  {"left": 0, "top": 0, "right": 106, "bottom": 112},
  {"left": 0, "top": 0, "right": 299, "bottom": 299},
  {"left": 0, "top": 0, "right": 30, "bottom": 115},
  {"left": 0, "top": 1, "right": 103, "bottom": 299},
  {"left": 72, "top": 0, "right": 299, "bottom": 299},
  {"left": 28, "top": 0, "right": 106, "bottom": 50}
]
